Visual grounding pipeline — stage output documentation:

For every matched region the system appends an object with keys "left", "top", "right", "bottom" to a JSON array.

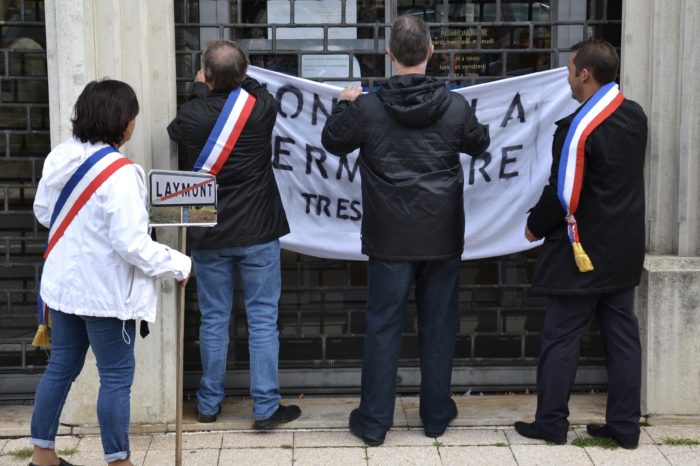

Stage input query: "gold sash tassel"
[{"left": 572, "top": 242, "right": 594, "bottom": 272}]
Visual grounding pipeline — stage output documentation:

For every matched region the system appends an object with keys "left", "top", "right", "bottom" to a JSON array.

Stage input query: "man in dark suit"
[{"left": 514, "top": 40, "right": 648, "bottom": 449}]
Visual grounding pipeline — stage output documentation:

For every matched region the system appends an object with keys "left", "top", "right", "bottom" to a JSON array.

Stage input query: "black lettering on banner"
[
  {"left": 273, "top": 136, "right": 294, "bottom": 171},
  {"left": 337, "top": 198, "right": 349, "bottom": 219},
  {"left": 156, "top": 182, "right": 163, "bottom": 197},
  {"left": 301, "top": 192, "right": 316, "bottom": 214},
  {"left": 306, "top": 145, "right": 328, "bottom": 179},
  {"left": 336, "top": 154, "right": 360, "bottom": 182},
  {"left": 470, "top": 98, "right": 478, "bottom": 113},
  {"left": 300, "top": 193, "right": 362, "bottom": 221},
  {"left": 349, "top": 200, "right": 362, "bottom": 221},
  {"left": 312, "top": 94, "right": 338, "bottom": 126},
  {"left": 500, "top": 145, "right": 521, "bottom": 179},
  {"left": 164, "top": 182, "right": 172, "bottom": 196},
  {"left": 500, "top": 92, "right": 526, "bottom": 127},
  {"left": 275, "top": 85, "right": 303, "bottom": 119},
  {"left": 469, "top": 152, "right": 492, "bottom": 185},
  {"left": 317, "top": 195, "right": 332, "bottom": 216}
]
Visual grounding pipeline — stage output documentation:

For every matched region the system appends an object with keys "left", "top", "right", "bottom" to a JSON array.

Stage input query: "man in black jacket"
[
  {"left": 168, "top": 40, "right": 300, "bottom": 429},
  {"left": 322, "top": 16, "right": 489, "bottom": 446},
  {"left": 514, "top": 40, "right": 648, "bottom": 449}
]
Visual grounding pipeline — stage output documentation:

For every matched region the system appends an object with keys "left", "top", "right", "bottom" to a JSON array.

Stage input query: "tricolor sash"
[
  {"left": 33, "top": 146, "right": 132, "bottom": 347},
  {"left": 193, "top": 87, "right": 256, "bottom": 175},
  {"left": 557, "top": 81, "right": 624, "bottom": 272}
]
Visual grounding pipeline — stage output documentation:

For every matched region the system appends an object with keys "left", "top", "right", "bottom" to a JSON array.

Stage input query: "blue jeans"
[
  {"left": 31, "top": 309, "right": 135, "bottom": 463},
  {"left": 193, "top": 239, "right": 282, "bottom": 420},
  {"left": 354, "top": 257, "right": 461, "bottom": 438}
]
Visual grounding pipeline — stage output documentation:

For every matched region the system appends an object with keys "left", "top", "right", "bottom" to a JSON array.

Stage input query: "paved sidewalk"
[{"left": 1, "top": 395, "right": 699, "bottom": 465}]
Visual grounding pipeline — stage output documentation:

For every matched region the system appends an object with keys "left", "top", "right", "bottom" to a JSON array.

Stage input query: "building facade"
[{"left": 0, "top": 0, "right": 698, "bottom": 424}]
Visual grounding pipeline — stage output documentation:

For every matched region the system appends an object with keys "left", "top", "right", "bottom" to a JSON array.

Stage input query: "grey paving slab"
[
  {"left": 366, "top": 446, "right": 441, "bottom": 466},
  {"left": 76, "top": 435, "right": 104, "bottom": 452},
  {"left": 439, "top": 445, "right": 517, "bottom": 466},
  {"left": 574, "top": 426, "right": 655, "bottom": 445},
  {"left": 0, "top": 452, "right": 32, "bottom": 466},
  {"left": 1, "top": 438, "right": 30, "bottom": 454},
  {"left": 511, "top": 445, "right": 593, "bottom": 465},
  {"left": 294, "top": 430, "right": 365, "bottom": 448},
  {"left": 438, "top": 427, "right": 508, "bottom": 446},
  {"left": 54, "top": 435, "right": 80, "bottom": 452},
  {"left": 218, "top": 447, "right": 293, "bottom": 466},
  {"left": 400, "top": 394, "right": 606, "bottom": 427},
  {"left": 149, "top": 432, "right": 223, "bottom": 450},
  {"left": 658, "top": 445, "right": 700, "bottom": 465},
  {"left": 0, "top": 440, "right": 5, "bottom": 454},
  {"left": 222, "top": 431, "right": 293, "bottom": 448},
  {"left": 293, "top": 447, "right": 367, "bottom": 466},
  {"left": 143, "top": 447, "right": 221, "bottom": 466},
  {"left": 584, "top": 444, "right": 670, "bottom": 465},
  {"left": 645, "top": 426, "right": 700, "bottom": 443},
  {"left": 503, "top": 427, "right": 578, "bottom": 445},
  {"left": 381, "top": 429, "right": 437, "bottom": 447},
  {"left": 0, "top": 406, "right": 52, "bottom": 438},
  {"left": 129, "top": 434, "right": 153, "bottom": 451},
  {"left": 65, "top": 450, "right": 106, "bottom": 465}
]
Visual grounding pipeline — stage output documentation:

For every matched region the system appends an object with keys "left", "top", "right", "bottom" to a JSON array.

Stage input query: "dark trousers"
[
  {"left": 535, "top": 288, "right": 641, "bottom": 443},
  {"left": 353, "top": 257, "right": 461, "bottom": 438}
]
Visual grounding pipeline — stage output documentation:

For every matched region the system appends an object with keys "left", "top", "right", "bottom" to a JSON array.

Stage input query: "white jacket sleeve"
[
  {"left": 102, "top": 164, "right": 191, "bottom": 280},
  {"left": 33, "top": 176, "right": 58, "bottom": 229}
]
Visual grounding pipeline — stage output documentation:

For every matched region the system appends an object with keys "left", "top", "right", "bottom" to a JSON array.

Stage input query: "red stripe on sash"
[
  {"left": 209, "top": 94, "right": 257, "bottom": 175},
  {"left": 569, "top": 92, "right": 624, "bottom": 214},
  {"left": 44, "top": 157, "right": 133, "bottom": 259}
]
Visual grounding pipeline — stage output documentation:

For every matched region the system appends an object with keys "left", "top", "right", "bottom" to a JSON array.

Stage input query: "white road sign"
[{"left": 149, "top": 170, "right": 217, "bottom": 206}]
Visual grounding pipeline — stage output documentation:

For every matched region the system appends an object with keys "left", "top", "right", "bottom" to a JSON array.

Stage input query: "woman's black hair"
[{"left": 71, "top": 79, "right": 139, "bottom": 147}]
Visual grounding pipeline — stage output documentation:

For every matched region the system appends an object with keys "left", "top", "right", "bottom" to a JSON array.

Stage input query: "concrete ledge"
[{"left": 637, "top": 255, "right": 700, "bottom": 416}]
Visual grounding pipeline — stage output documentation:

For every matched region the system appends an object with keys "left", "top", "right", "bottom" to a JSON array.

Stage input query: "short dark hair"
[
  {"left": 390, "top": 16, "right": 432, "bottom": 67},
  {"left": 202, "top": 40, "right": 248, "bottom": 91},
  {"left": 570, "top": 39, "right": 619, "bottom": 84},
  {"left": 72, "top": 79, "right": 139, "bottom": 147}
]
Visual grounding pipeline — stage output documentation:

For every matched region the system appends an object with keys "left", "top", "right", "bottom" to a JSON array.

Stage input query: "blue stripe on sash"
[
  {"left": 556, "top": 82, "right": 617, "bottom": 209},
  {"left": 194, "top": 88, "right": 242, "bottom": 171},
  {"left": 49, "top": 146, "right": 118, "bottom": 228}
]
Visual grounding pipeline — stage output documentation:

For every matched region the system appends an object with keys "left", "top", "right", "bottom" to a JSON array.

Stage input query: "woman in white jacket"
[{"left": 29, "top": 80, "right": 191, "bottom": 466}]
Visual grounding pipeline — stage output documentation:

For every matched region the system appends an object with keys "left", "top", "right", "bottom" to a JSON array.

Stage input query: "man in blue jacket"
[{"left": 322, "top": 16, "right": 489, "bottom": 446}]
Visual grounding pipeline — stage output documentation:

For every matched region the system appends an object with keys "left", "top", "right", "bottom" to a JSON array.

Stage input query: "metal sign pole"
[
  {"left": 147, "top": 170, "right": 216, "bottom": 466},
  {"left": 175, "top": 224, "right": 186, "bottom": 466}
]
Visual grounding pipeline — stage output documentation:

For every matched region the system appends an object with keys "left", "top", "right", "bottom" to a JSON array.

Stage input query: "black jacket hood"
[{"left": 377, "top": 75, "right": 451, "bottom": 128}]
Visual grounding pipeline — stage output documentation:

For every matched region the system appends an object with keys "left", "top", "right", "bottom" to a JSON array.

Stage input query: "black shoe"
[
  {"left": 349, "top": 408, "right": 386, "bottom": 447},
  {"left": 587, "top": 423, "right": 639, "bottom": 449},
  {"left": 254, "top": 404, "right": 301, "bottom": 430},
  {"left": 514, "top": 421, "right": 567, "bottom": 445},
  {"left": 197, "top": 405, "right": 221, "bottom": 423},
  {"left": 29, "top": 458, "right": 77, "bottom": 466},
  {"left": 424, "top": 399, "right": 459, "bottom": 438}
]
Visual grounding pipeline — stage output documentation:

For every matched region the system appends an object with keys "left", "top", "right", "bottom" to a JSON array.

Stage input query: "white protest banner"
[{"left": 247, "top": 66, "right": 578, "bottom": 261}]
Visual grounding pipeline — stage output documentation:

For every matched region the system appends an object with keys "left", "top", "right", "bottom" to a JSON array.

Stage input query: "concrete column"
[
  {"left": 45, "top": 0, "right": 180, "bottom": 425},
  {"left": 622, "top": 0, "right": 700, "bottom": 416}
]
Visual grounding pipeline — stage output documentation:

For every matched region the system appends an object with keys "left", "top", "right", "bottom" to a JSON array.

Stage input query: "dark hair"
[
  {"left": 390, "top": 16, "right": 432, "bottom": 67},
  {"left": 202, "top": 40, "right": 248, "bottom": 91},
  {"left": 570, "top": 39, "right": 619, "bottom": 84},
  {"left": 71, "top": 79, "right": 139, "bottom": 147}
]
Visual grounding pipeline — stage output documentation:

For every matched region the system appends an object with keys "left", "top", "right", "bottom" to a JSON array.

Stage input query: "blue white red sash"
[
  {"left": 557, "top": 81, "right": 624, "bottom": 272},
  {"left": 193, "top": 88, "right": 256, "bottom": 175},
  {"left": 38, "top": 146, "right": 132, "bottom": 325}
]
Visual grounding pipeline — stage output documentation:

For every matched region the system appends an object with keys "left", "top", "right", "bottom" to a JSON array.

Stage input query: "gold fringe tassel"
[
  {"left": 572, "top": 242, "right": 594, "bottom": 272},
  {"left": 31, "top": 312, "right": 52, "bottom": 349}
]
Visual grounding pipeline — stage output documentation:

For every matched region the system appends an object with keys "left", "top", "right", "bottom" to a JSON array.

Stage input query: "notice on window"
[{"left": 267, "top": 0, "right": 357, "bottom": 39}]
